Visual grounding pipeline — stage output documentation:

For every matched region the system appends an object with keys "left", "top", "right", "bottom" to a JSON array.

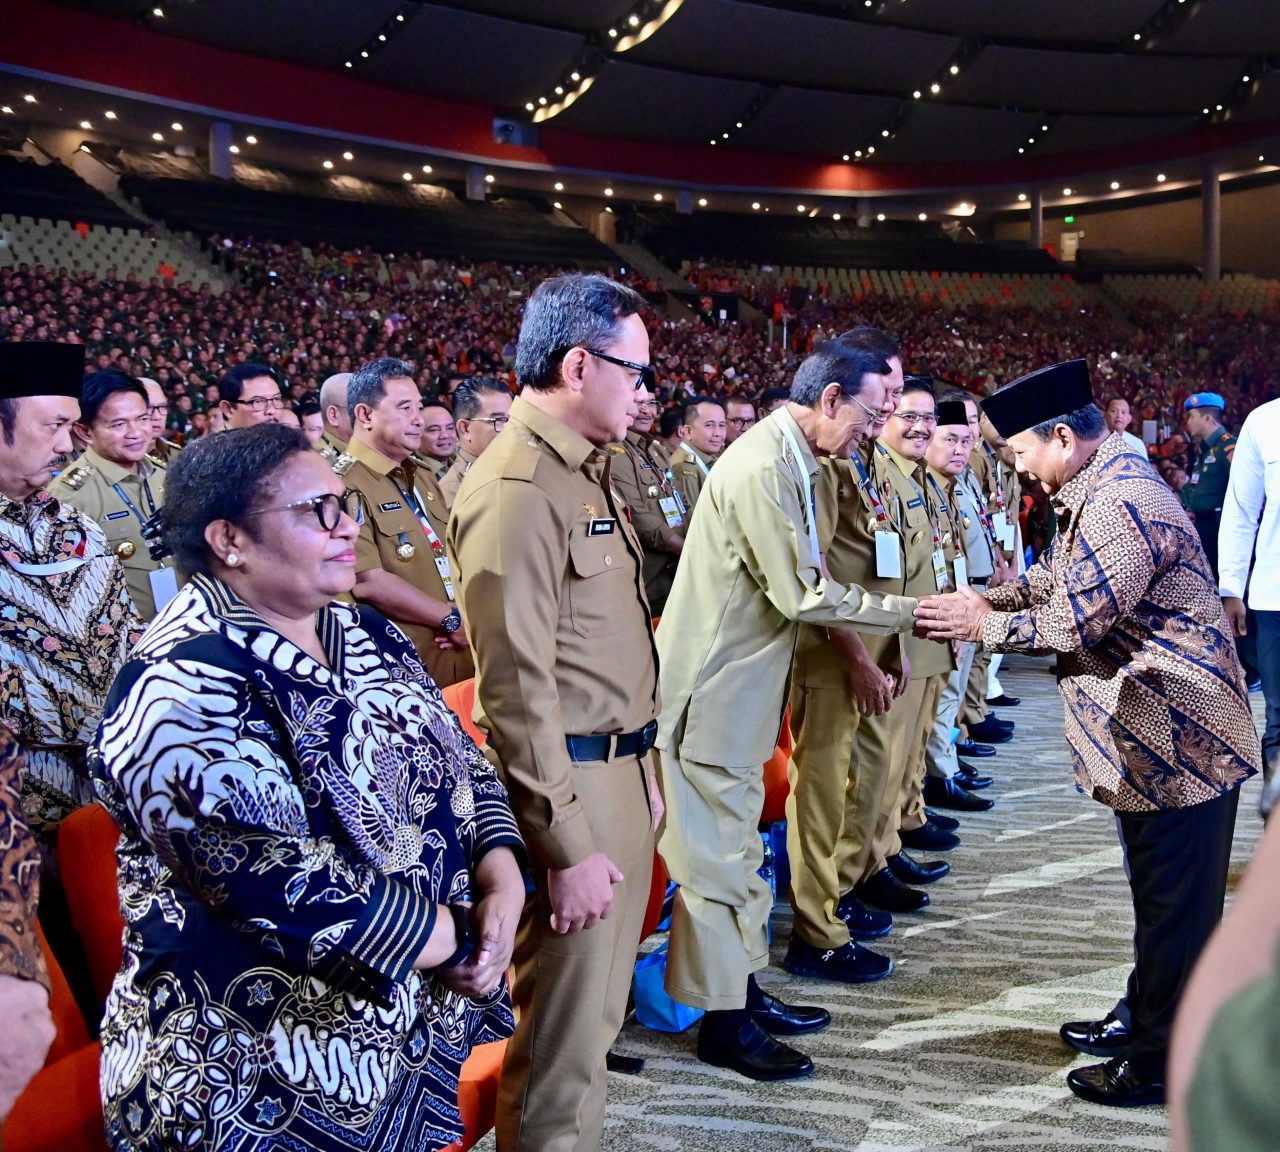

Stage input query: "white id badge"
[
  {"left": 148, "top": 565, "right": 179, "bottom": 612},
  {"left": 932, "top": 548, "right": 950, "bottom": 591},
  {"left": 434, "top": 555, "right": 455, "bottom": 599},
  {"left": 874, "top": 530, "right": 902, "bottom": 579},
  {"left": 658, "top": 495, "right": 683, "bottom": 528},
  {"left": 1000, "top": 521, "right": 1017, "bottom": 549},
  {"left": 953, "top": 555, "right": 969, "bottom": 588}
]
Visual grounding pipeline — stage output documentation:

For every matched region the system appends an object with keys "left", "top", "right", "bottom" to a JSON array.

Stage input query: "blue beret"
[{"left": 1183, "top": 392, "right": 1225, "bottom": 411}]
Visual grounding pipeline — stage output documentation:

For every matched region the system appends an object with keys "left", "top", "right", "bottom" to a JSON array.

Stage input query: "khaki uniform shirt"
[
  {"left": 447, "top": 395, "right": 660, "bottom": 870},
  {"left": 668, "top": 442, "right": 713, "bottom": 521},
  {"left": 657, "top": 410, "right": 917, "bottom": 768},
  {"left": 49, "top": 447, "right": 170, "bottom": 620},
  {"left": 336, "top": 438, "right": 473, "bottom": 688},
  {"left": 649, "top": 438, "right": 676, "bottom": 473},
  {"left": 316, "top": 430, "right": 346, "bottom": 465},
  {"left": 875, "top": 443, "right": 955, "bottom": 680},
  {"left": 609, "top": 431, "right": 686, "bottom": 614},
  {"left": 415, "top": 452, "right": 453, "bottom": 481},
  {"left": 437, "top": 451, "right": 475, "bottom": 514},
  {"left": 149, "top": 437, "right": 182, "bottom": 466}
]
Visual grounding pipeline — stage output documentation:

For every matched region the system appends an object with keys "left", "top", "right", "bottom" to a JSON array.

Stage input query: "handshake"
[{"left": 912, "top": 585, "right": 992, "bottom": 644}]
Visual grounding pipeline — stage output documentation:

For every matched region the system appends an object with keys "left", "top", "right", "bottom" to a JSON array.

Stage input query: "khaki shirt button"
[{"left": 605, "top": 555, "right": 613, "bottom": 566}]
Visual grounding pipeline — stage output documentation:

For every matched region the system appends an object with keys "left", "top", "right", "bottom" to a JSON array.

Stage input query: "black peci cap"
[
  {"left": 980, "top": 359, "right": 1093, "bottom": 437},
  {"left": 936, "top": 400, "right": 969, "bottom": 427},
  {"left": 0, "top": 342, "right": 87, "bottom": 401}
]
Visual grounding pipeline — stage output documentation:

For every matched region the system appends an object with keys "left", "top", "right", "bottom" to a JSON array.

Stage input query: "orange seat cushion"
[
  {"left": 1, "top": 1043, "right": 106, "bottom": 1152},
  {"left": 57, "top": 804, "right": 125, "bottom": 1011},
  {"left": 440, "top": 678, "right": 487, "bottom": 748},
  {"left": 760, "top": 745, "right": 791, "bottom": 826},
  {"left": 455, "top": 1039, "right": 507, "bottom": 1149},
  {"left": 640, "top": 850, "right": 669, "bottom": 943}
]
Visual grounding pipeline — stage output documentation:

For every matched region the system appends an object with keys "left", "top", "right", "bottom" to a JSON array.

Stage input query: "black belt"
[
  {"left": 565, "top": 720, "right": 658, "bottom": 763},
  {"left": 970, "top": 577, "right": 989, "bottom": 588}
]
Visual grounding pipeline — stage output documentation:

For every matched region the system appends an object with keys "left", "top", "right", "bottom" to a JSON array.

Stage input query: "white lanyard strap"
[{"left": 773, "top": 411, "right": 820, "bottom": 565}]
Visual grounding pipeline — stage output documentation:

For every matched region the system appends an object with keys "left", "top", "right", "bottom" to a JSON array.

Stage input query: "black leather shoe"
[
  {"left": 606, "top": 1050, "right": 645, "bottom": 1074},
  {"left": 987, "top": 694, "right": 1020, "bottom": 707},
  {"left": 1060, "top": 1013, "right": 1132, "bottom": 1057},
  {"left": 956, "top": 770, "right": 994, "bottom": 791},
  {"left": 835, "top": 892, "right": 894, "bottom": 939},
  {"left": 888, "top": 850, "right": 950, "bottom": 885},
  {"left": 924, "top": 808, "right": 960, "bottom": 831},
  {"left": 955, "top": 739, "right": 997, "bottom": 757},
  {"left": 923, "top": 774, "right": 995, "bottom": 812},
  {"left": 696, "top": 1015, "right": 814, "bottom": 1081},
  {"left": 748, "top": 989, "right": 832, "bottom": 1036},
  {"left": 901, "top": 820, "right": 961, "bottom": 851},
  {"left": 966, "top": 718, "right": 1013, "bottom": 743},
  {"left": 854, "top": 867, "right": 929, "bottom": 912},
  {"left": 1066, "top": 1057, "right": 1165, "bottom": 1107},
  {"left": 783, "top": 938, "right": 894, "bottom": 985}
]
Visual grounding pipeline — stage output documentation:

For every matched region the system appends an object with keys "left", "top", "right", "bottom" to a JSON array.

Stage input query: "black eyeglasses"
[
  {"left": 727, "top": 416, "right": 756, "bottom": 428},
  {"left": 586, "top": 349, "right": 657, "bottom": 392},
  {"left": 243, "top": 490, "right": 365, "bottom": 531},
  {"left": 233, "top": 395, "right": 287, "bottom": 413}
]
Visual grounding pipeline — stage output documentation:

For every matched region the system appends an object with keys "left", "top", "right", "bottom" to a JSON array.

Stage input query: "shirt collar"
[
  {"left": 1051, "top": 433, "right": 1123, "bottom": 518},
  {"left": 347, "top": 435, "right": 401, "bottom": 478},
  {"left": 509, "top": 394, "right": 598, "bottom": 472},
  {"left": 1203, "top": 425, "right": 1227, "bottom": 449},
  {"left": 0, "top": 488, "right": 60, "bottom": 526},
  {"left": 882, "top": 441, "right": 927, "bottom": 484},
  {"left": 83, "top": 447, "right": 150, "bottom": 485}
]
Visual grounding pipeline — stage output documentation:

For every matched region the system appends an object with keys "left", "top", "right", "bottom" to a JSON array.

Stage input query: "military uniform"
[
  {"left": 656, "top": 411, "right": 915, "bottom": 1011},
  {"left": 1182, "top": 424, "right": 1236, "bottom": 576},
  {"left": 316, "top": 430, "right": 346, "bottom": 465},
  {"left": 335, "top": 438, "right": 473, "bottom": 688},
  {"left": 447, "top": 394, "right": 659, "bottom": 1152},
  {"left": 437, "top": 450, "right": 475, "bottom": 514},
  {"left": 667, "top": 442, "right": 713, "bottom": 521},
  {"left": 609, "top": 431, "right": 686, "bottom": 615},
  {"left": 47, "top": 448, "right": 174, "bottom": 620},
  {"left": 414, "top": 452, "right": 453, "bottom": 481}
]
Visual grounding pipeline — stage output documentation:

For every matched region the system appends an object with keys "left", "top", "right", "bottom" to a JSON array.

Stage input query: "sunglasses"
[{"left": 587, "top": 349, "right": 657, "bottom": 392}]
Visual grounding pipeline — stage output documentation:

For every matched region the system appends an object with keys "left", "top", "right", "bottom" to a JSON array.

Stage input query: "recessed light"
[
  {"left": 1133, "top": 32, "right": 1141, "bottom": 40},
  {"left": 1062, "top": 187, "right": 1072, "bottom": 196},
  {"left": 867, "top": 146, "right": 875, "bottom": 154},
  {"left": 378, "top": 33, "right": 387, "bottom": 41},
  {"left": 950, "top": 64, "right": 959, "bottom": 75},
  {"left": 342, "top": 150, "right": 354, "bottom": 160},
  {"left": 553, "top": 201, "right": 562, "bottom": 209},
  {"left": 538, "top": 97, "right": 547, "bottom": 106},
  {"left": 1243, "top": 75, "right": 1250, "bottom": 82},
  {"left": 245, "top": 134, "right": 257, "bottom": 145},
  {"left": 361, "top": 50, "right": 369, "bottom": 58},
  {"left": 628, "top": 13, "right": 640, "bottom": 26},
  {"left": 485, "top": 174, "right": 495, "bottom": 183},
  {"left": 0, "top": 107, "right": 12, "bottom": 116},
  {"left": 698, "top": 198, "right": 708, "bottom": 207},
  {"left": 526, "top": 102, "right": 535, "bottom": 111},
  {"left": 1157, "top": 173, "right": 1166, "bottom": 182},
  {"left": 832, "top": 212, "right": 841, "bottom": 221},
  {"left": 1110, "top": 181, "right": 1120, "bottom": 190},
  {"left": 1041, "top": 124, "right": 1048, "bottom": 132},
  {"left": 171, "top": 122, "right": 183, "bottom": 132},
  {"left": 152, "top": 132, "right": 164, "bottom": 142},
  {"left": 604, "top": 187, "right": 613, "bottom": 196},
  {"left": 842, "top": 153, "right": 850, "bottom": 161},
  {"left": 608, "top": 27, "right": 618, "bottom": 37},
  {"left": 397, "top": 12, "right": 405, "bottom": 20},
  {"left": 80, "top": 120, "right": 92, "bottom": 130},
  {"left": 1203, "top": 107, "right": 1210, "bottom": 114},
  {"left": 1261, "top": 155, "right": 1267, "bottom": 163},
  {"left": 228, "top": 145, "right": 240, "bottom": 154},
  {"left": 653, "top": 192, "right": 663, "bottom": 201},
  {"left": 913, "top": 90, "right": 922, "bottom": 99},
  {"left": 555, "top": 86, "right": 564, "bottom": 95},
  {"left": 23, "top": 94, "right": 36, "bottom": 104},
  {"left": 104, "top": 110, "right": 117, "bottom": 120},
  {"left": 918, "top": 212, "right": 927, "bottom": 221},
  {"left": 79, "top": 144, "right": 90, "bottom": 153},
  {"left": 882, "top": 129, "right": 891, "bottom": 137},
  {"left": 930, "top": 82, "right": 940, "bottom": 94},
  {"left": 855, "top": 150, "right": 863, "bottom": 158},
  {"left": 571, "top": 71, "right": 581, "bottom": 81},
  {"left": 1215, "top": 104, "right": 1223, "bottom": 111},
  {"left": 751, "top": 201, "right": 761, "bottom": 210},
  {"left": 877, "top": 212, "right": 886, "bottom": 221},
  {"left": 553, "top": 181, "right": 564, "bottom": 191},
  {"left": 152, "top": 5, "right": 164, "bottom": 16},
  {"left": 403, "top": 172, "right": 413, "bottom": 181},
  {"left": 422, "top": 164, "right": 433, "bottom": 174},
  {"left": 1017, "top": 193, "right": 1027, "bottom": 201},
  {"left": 796, "top": 204, "right": 806, "bottom": 212},
  {"left": 736, "top": 121, "right": 743, "bottom": 129},
  {"left": 345, "top": 61, "right": 353, "bottom": 68},
  {"left": 323, "top": 160, "right": 334, "bottom": 169},
  {"left": 1018, "top": 147, "right": 1025, "bottom": 154}
]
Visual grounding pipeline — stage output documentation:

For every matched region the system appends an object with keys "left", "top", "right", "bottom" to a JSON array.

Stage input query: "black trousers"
[{"left": 1113, "top": 787, "right": 1239, "bottom": 1077}]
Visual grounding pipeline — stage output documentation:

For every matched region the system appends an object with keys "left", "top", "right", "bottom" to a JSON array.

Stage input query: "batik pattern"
[
  {"left": 91, "top": 575, "right": 523, "bottom": 1151},
  {"left": 0, "top": 726, "right": 47, "bottom": 988},
  {"left": 982, "top": 434, "right": 1260, "bottom": 812}
]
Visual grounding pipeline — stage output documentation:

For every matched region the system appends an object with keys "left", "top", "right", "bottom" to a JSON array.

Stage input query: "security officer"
[
  {"left": 49, "top": 371, "right": 175, "bottom": 621},
  {"left": 447, "top": 274, "right": 662, "bottom": 1152},
  {"left": 316, "top": 371, "right": 353, "bottom": 463},
  {"left": 667, "top": 396, "right": 725, "bottom": 519},
  {"left": 335, "top": 358, "right": 471, "bottom": 688},
  {"left": 610, "top": 396, "right": 685, "bottom": 614},
  {"left": 1181, "top": 392, "right": 1236, "bottom": 577}
]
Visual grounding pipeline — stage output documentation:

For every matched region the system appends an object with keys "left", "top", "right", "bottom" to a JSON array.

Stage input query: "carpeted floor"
[{"left": 477, "top": 654, "right": 1268, "bottom": 1152}]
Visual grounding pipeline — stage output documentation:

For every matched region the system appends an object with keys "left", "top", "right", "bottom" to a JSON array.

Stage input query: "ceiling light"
[
  {"left": 608, "top": 27, "right": 618, "bottom": 37},
  {"left": 1203, "top": 107, "right": 1210, "bottom": 114},
  {"left": 1017, "top": 193, "right": 1027, "bottom": 201},
  {"left": 698, "top": 197, "right": 707, "bottom": 207},
  {"left": 228, "top": 145, "right": 240, "bottom": 154},
  {"left": 555, "top": 86, "right": 564, "bottom": 95},
  {"left": 23, "top": 94, "right": 36, "bottom": 104},
  {"left": 397, "top": 12, "right": 405, "bottom": 20},
  {"left": 1028, "top": 137, "right": 1035, "bottom": 144},
  {"left": 538, "top": 97, "right": 547, "bottom": 105},
  {"left": 553, "top": 201, "right": 562, "bottom": 209},
  {"left": 709, "top": 139, "right": 717, "bottom": 145},
  {"left": 930, "top": 82, "right": 940, "bottom": 94},
  {"left": 571, "top": 71, "right": 581, "bottom": 81},
  {"left": 0, "top": 106, "right": 11, "bottom": 115},
  {"left": 554, "top": 181, "right": 564, "bottom": 191},
  {"left": 526, "top": 102, "right": 535, "bottom": 111},
  {"left": 855, "top": 150, "right": 863, "bottom": 158},
  {"left": 342, "top": 150, "right": 353, "bottom": 160},
  {"left": 1157, "top": 173, "right": 1167, "bottom": 182},
  {"left": 842, "top": 153, "right": 850, "bottom": 161},
  {"left": 722, "top": 132, "right": 729, "bottom": 139},
  {"left": 882, "top": 129, "right": 890, "bottom": 137},
  {"left": 832, "top": 212, "right": 841, "bottom": 221},
  {"left": 735, "top": 121, "right": 743, "bottom": 129},
  {"left": 605, "top": 206, "right": 613, "bottom": 212},
  {"left": 913, "top": 90, "right": 922, "bottom": 99},
  {"left": 323, "top": 160, "right": 334, "bottom": 169},
  {"left": 1243, "top": 74, "right": 1250, "bottom": 82},
  {"left": 105, "top": 110, "right": 117, "bottom": 120},
  {"left": 80, "top": 120, "right": 92, "bottom": 129},
  {"left": 79, "top": 144, "right": 90, "bottom": 153},
  {"left": 345, "top": 61, "right": 353, "bottom": 68},
  {"left": 1110, "top": 180, "right": 1120, "bottom": 190},
  {"left": 604, "top": 187, "right": 613, "bottom": 196},
  {"left": 629, "top": 13, "right": 640, "bottom": 26},
  {"left": 422, "top": 164, "right": 433, "bottom": 174},
  {"left": 245, "top": 134, "right": 257, "bottom": 145},
  {"left": 958, "top": 202, "right": 969, "bottom": 212},
  {"left": 485, "top": 174, "right": 495, "bottom": 184},
  {"left": 796, "top": 204, "right": 806, "bottom": 212},
  {"left": 404, "top": 172, "right": 414, "bottom": 181},
  {"left": 171, "top": 122, "right": 183, "bottom": 131},
  {"left": 1215, "top": 104, "right": 1223, "bottom": 111},
  {"left": 1062, "top": 187, "right": 1072, "bottom": 196},
  {"left": 918, "top": 213, "right": 927, "bottom": 221},
  {"left": 361, "top": 50, "right": 369, "bottom": 58},
  {"left": 1041, "top": 124, "right": 1048, "bottom": 131},
  {"left": 950, "top": 64, "right": 959, "bottom": 75},
  {"left": 1261, "top": 154, "right": 1267, "bottom": 163},
  {"left": 876, "top": 212, "right": 885, "bottom": 221},
  {"left": 867, "top": 146, "right": 875, "bottom": 154},
  {"left": 1133, "top": 32, "right": 1141, "bottom": 40},
  {"left": 152, "top": 5, "right": 164, "bottom": 16},
  {"left": 653, "top": 192, "right": 663, "bottom": 201},
  {"left": 152, "top": 132, "right": 164, "bottom": 142},
  {"left": 751, "top": 201, "right": 761, "bottom": 210},
  {"left": 378, "top": 33, "right": 387, "bottom": 41},
  {"left": 1018, "top": 148, "right": 1025, "bottom": 154}
]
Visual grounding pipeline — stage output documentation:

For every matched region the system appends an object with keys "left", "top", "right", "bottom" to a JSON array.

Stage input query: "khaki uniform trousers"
[
  {"left": 889, "top": 673, "right": 947, "bottom": 848},
  {"left": 962, "top": 644, "right": 991, "bottom": 729},
  {"left": 496, "top": 754, "right": 654, "bottom": 1152},
  {"left": 657, "top": 740, "right": 773, "bottom": 1011}
]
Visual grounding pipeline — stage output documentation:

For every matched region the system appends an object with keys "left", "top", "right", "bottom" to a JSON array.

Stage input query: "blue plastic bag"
[{"left": 632, "top": 942, "right": 704, "bottom": 1033}]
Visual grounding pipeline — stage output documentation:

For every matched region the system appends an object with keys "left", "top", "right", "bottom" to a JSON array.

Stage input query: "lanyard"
[
  {"left": 110, "top": 473, "right": 158, "bottom": 526},
  {"left": 876, "top": 442, "right": 942, "bottom": 549},
  {"left": 981, "top": 442, "right": 1008, "bottom": 516},
  {"left": 924, "top": 473, "right": 955, "bottom": 551},
  {"left": 393, "top": 478, "right": 445, "bottom": 555},
  {"left": 685, "top": 447, "right": 710, "bottom": 477},
  {"left": 849, "top": 451, "right": 891, "bottom": 528},
  {"left": 773, "top": 411, "right": 820, "bottom": 565},
  {"left": 959, "top": 470, "right": 998, "bottom": 551}
]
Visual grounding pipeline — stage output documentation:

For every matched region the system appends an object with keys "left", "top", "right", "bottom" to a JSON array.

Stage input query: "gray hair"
[
  {"left": 1028, "top": 403, "right": 1107, "bottom": 442},
  {"left": 348, "top": 358, "right": 415, "bottom": 421},
  {"left": 515, "top": 274, "right": 646, "bottom": 391},
  {"left": 790, "top": 341, "right": 889, "bottom": 408}
]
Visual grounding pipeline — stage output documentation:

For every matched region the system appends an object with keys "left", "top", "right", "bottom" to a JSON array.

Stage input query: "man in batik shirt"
[{"left": 917, "top": 359, "right": 1260, "bottom": 1109}]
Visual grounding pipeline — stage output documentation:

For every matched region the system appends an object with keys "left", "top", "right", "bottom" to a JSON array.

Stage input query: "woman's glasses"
[{"left": 243, "top": 490, "right": 365, "bottom": 531}]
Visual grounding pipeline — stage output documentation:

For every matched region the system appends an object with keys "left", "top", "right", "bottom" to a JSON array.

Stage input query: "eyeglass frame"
[
  {"left": 472, "top": 414, "right": 510, "bottom": 430},
  {"left": 843, "top": 390, "right": 883, "bottom": 428},
  {"left": 727, "top": 414, "right": 757, "bottom": 428},
  {"left": 585, "top": 349, "right": 657, "bottom": 392},
  {"left": 890, "top": 410, "right": 939, "bottom": 427},
  {"left": 241, "top": 489, "right": 365, "bottom": 532},
  {"left": 231, "top": 394, "right": 287, "bottom": 413}
]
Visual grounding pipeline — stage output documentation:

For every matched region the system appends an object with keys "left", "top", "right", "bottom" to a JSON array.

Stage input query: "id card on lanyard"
[
  {"left": 850, "top": 452, "right": 901, "bottom": 579},
  {"left": 924, "top": 473, "right": 954, "bottom": 593},
  {"left": 400, "top": 480, "right": 456, "bottom": 600}
]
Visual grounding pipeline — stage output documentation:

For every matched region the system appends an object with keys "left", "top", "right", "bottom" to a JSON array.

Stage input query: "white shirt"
[
  {"left": 1121, "top": 430, "right": 1148, "bottom": 455},
  {"left": 1219, "top": 397, "right": 1280, "bottom": 610}
]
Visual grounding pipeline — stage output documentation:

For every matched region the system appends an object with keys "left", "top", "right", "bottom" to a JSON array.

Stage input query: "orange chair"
[
  {"left": 1, "top": 927, "right": 106, "bottom": 1152},
  {"left": 760, "top": 704, "right": 793, "bottom": 825},
  {"left": 441, "top": 678, "right": 487, "bottom": 748},
  {"left": 641, "top": 849, "right": 670, "bottom": 943},
  {"left": 57, "top": 804, "right": 124, "bottom": 1009}
]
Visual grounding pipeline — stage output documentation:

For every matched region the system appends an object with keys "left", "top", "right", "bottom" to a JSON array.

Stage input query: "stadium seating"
[{"left": 0, "top": 153, "right": 136, "bottom": 230}]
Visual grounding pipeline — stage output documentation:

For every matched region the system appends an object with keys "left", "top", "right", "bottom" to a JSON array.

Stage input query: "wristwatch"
[{"left": 440, "top": 607, "right": 463, "bottom": 634}]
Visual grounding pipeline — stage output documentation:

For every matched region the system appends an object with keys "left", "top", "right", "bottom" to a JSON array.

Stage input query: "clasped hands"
[{"left": 914, "top": 584, "right": 991, "bottom": 643}]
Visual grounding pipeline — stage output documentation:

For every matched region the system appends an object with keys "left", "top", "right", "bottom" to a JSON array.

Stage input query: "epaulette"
[
  {"left": 498, "top": 435, "right": 543, "bottom": 483},
  {"left": 333, "top": 453, "right": 357, "bottom": 476},
  {"left": 608, "top": 444, "right": 626, "bottom": 454},
  {"left": 144, "top": 453, "right": 168, "bottom": 471},
  {"left": 59, "top": 460, "right": 94, "bottom": 491}
]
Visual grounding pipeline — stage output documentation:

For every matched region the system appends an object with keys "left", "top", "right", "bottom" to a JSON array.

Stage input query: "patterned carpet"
[{"left": 476, "top": 654, "right": 1268, "bottom": 1152}]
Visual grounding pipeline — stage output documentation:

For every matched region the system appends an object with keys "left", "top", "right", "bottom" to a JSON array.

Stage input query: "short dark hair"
[
  {"left": 515, "top": 273, "right": 646, "bottom": 391},
  {"left": 758, "top": 386, "right": 790, "bottom": 411},
  {"left": 681, "top": 396, "right": 725, "bottom": 425},
  {"left": 903, "top": 376, "right": 936, "bottom": 398},
  {"left": 348, "top": 358, "right": 416, "bottom": 421},
  {"left": 219, "top": 362, "right": 277, "bottom": 405},
  {"left": 790, "top": 341, "right": 890, "bottom": 408},
  {"left": 295, "top": 399, "right": 322, "bottom": 420},
  {"left": 162, "top": 423, "right": 310, "bottom": 577},
  {"left": 938, "top": 388, "right": 976, "bottom": 410},
  {"left": 0, "top": 398, "right": 17, "bottom": 446},
  {"left": 452, "top": 376, "right": 510, "bottom": 422},
  {"left": 658, "top": 408, "right": 683, "bottom": 439},
  {"left": 1028, "top": 403, "right": 1107, "bottom": 442},
  {"left": 837, "top": 325, "right": 900, "bottom": 363},
  {"left": 79, "top": 370, "right": 149, "bottom": 428}
]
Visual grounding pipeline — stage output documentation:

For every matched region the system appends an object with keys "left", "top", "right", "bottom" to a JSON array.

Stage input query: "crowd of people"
[{"left": 1, "top": 254, "right": 1278, "bottom": 1152}]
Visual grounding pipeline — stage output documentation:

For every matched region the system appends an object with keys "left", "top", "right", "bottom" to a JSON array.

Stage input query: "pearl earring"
[{"left": 226, "top": 553, "right": 239, "bottom": 567}]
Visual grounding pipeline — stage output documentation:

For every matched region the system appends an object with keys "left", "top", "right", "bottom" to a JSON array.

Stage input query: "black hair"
[
  {"left": 758, "top": 386, "right": 790, "bottom": 411},
  {"left": 452, "top": 376, "right": 510, "bottom": 422},
  {"left": 348, "top": 358, "right": 416, "bottom": 422},
  {"left": 79, "top": 370, "right": 149, "bottom": 428},
  {"left": 515, "top": 274, "right": 646, "bottom": 391},
  {"left": 903, "top": 375, "right": 936, "bottom": 397},
  {"left": 294, "top": 399, "right": 322, "bottom": 419},
  {"left": 658, "top": 407, "right": 683, "bottom": 439},
  {"left": 0, "top": 398, "right": 16, "bottom": 446},
  {"left": 219, "top": 361, "right": 277, "bottom": 405},
  {"left": 790, "top": 341, "right": 890, "bottom": 407},
  {"left": 836, "top": 325, "right": 901, "bottom": 363},
  {"left": 681, "top": 396, "right": 726, "bottom": 425},
  {"left": 1028, "top": 404, "right": 1107, "bottom": 442},
  {"left": 162, "top": 423, "right": 310, "bottom": 577}
]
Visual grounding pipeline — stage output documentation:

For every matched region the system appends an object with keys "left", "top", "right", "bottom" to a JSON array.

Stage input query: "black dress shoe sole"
[
  {"left": 900, "top": 828, "right": 961, "bottom": 851},
  {"left": 782, "top": 953, "right": 894, "bottom": 985},
  {"left": 889, "top": 863, "right": 950, "bottom": 885},
  {"left": 697, "top": 1047, "right": 815, "bottom": 1082},
  {"left": 606, "top": 1052, "right": 646, "bottom": 1074}
]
